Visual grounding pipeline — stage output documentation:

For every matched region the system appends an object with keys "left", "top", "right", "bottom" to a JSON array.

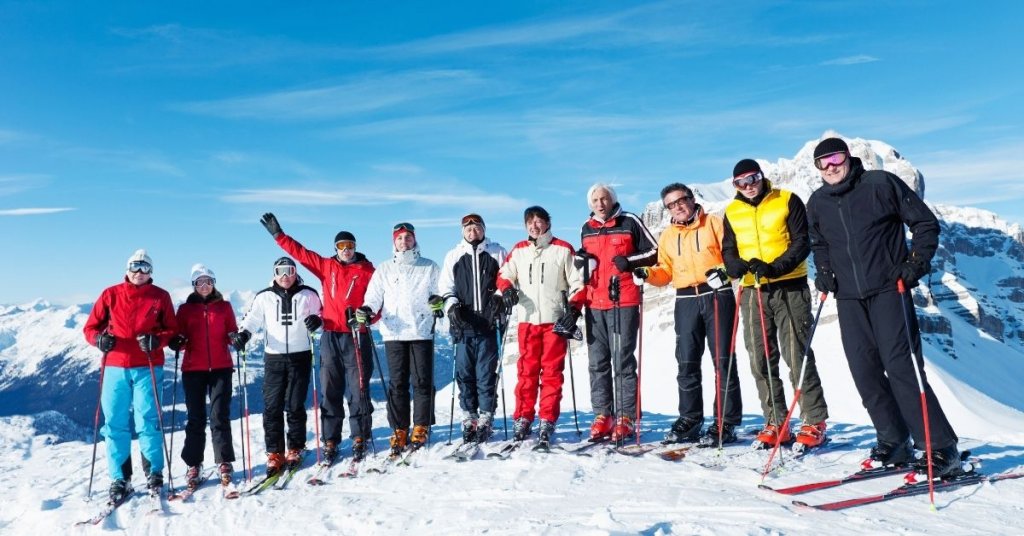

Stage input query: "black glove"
[
  {"left": 553, "top": 308, "right": 583, "bottom": 340},
  {"left": 260, "top": 212, "right": 282, "bottom": 238},
  {"left": 889, "top": 257, "right": 928, "bottom": 287},
  {"left": 501, "top": 288, "right": 519, "bottom": 309},
  {"left": 448, "top": 304, "right": 465, "bottom": 331},
  {"left": 353, "top": 306, "right": 373, "bottom": 325},
  {"left": 725, "top": 259, "right": 749, "bottom": 279},
  {"left": 612, "top": 256, "right": 630, "bottom": 272},
  {"left": 814, "top": 269, "right": 837, "bottom": 294},
  {"left": 633, "top": 267, "right": 649, "bottom": 280},
  {"left": 304, "top": 314, "right": 322, "bottom": 332},
  {"left": 228, "top": 330, "right": 251, "bottom": 351},
  {"left": 137, "top": 333, "right": 160, "bottom": 353},
  {"left": 168, "top": 334, "right": 187, "bottom": 352},
  {"left": 428, "top": 294, "right": 445, "bottom": 319},
  {"left": 96, "top": 332, "right": 116, "bottom": 353},
  {"left": 747, "top": 258, "right": 778, "bottom": 280},
  {"left": 705, "top": 267, "right": 728, "bottom": 290},
  {"left": 572, "top": 250, "right": 591, "bottom": 270}
]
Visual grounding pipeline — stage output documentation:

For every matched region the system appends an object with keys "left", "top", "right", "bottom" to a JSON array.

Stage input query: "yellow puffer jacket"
[
  {"left": 724, "top": 188, "right": 808, "bottom": 287},
  {"left": 647, "top": 207, "right": 725, "bottom": 290}
]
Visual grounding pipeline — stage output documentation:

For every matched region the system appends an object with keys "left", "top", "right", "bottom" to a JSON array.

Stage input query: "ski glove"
[
  {"left": 574, "top": 250, "right": 597, "bottom": 283},
  {"left": 612, "top": 255, "right": 630, "bottom": 273},
  {"left": 889, "top": 254, "right": 929, "bottom": 287},
  {"left": 553, "top": 307, "right": 583, "bottom": 340},
  {"left": 137, "top": 333, "right": 160, "bottom": 353},
  {"left": 747, "top": 258, "right": 778, "bottom": 280},
  {"left": 633, "top": 267, "right": 650, "bottom": 280},
  {"left": 501, "top": 288, "right": 519, "bottom": 309},
  {"left": 304, "top": 314, "right": 322, "bottom": 332},
  {"left": 168, "top": 334, "right": 187, "bottom": 352},
  {"left": 447, "top": 304, "right": 465, "bottom": 332},
  {"left": 725, "top": 259, "right": 749, "bottom": 279},
  {"left": 353, "top": 307, "right": 373, "bottom": 325},
  {"left": 428, "top": 294, "right": 445, "bottom": 318},
  {"left": 260, "top": 212, "right": 283, "bottom": 238},
  {"left": 814, "top": 269, "right": 837, "bottom": 294},
  {"left": 705, "top": 267, "right": 729, "bottom": 290},
  {"left": 228, "top": 330, "right": 251, "bottom": 352},
  {"left": 96, "top": 332, "right": 116, "bottom": 353}
]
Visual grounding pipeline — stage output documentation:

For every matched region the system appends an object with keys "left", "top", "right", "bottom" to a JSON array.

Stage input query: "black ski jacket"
[{"left": 806, "top": 157, "right": 939, "bottom": 300}]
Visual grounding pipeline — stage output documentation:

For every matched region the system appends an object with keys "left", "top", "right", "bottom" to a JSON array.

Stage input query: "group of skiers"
[{"left": 83, "top": 136, "right": 964, "bottom": 504}]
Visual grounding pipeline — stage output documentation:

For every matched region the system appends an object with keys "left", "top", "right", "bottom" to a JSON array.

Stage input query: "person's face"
[
  {"left": 394, "top": 232, "right": 415, "bottom": 252},
  {"left": 193, "top": 277, "right": 215, "bottom": 298},
  {"left": 335, "top": 240, "right": 356, "bottom": 262},
  {"left": 462, "top": 223, "right": 484, "bottom": 243},
  {"left": 126, "top": 261, "right": 152, "bottom": 286},
  {"left": 817, "top": 152, "right": 851, "bottom": 185},
  {"left": 590, "top": 188, "right": 614, "bottom": 220},
  {"left": 274, "top": 266, "right": 297, "bottom": 289},
  {"left": 733, "top": 171, "right": 764, "bottom": 200},
  {"left": 663, "top": 189, "right": 696, "bottom": 223},
  {"left": 525, "top": 215, "right": 550, "bottom": 239}
]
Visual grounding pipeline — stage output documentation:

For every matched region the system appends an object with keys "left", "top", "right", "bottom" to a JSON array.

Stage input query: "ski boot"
[
  {"left": 389, "top": 429, "right": 408, "bottom": 458},
  {"left": 792, "top": 421, "right": 827, "bottom": 454},
  {"left": 476, "top": 412, "right": 494, "bottom": 442},
  {"left": 462, "top": 415, "right": 478, "bottom": 443},
  {"left": 512, "top": 417, "right": 532, "bottom": 441},
  {"left": 904, "top": 445, "right": 967, "bottom": 484},
  {"left": 352, "top": 437, "right": 367, "bottom": 462},
  {"left": 266, "top": 452, "right": 285, "bottom": 476},
  {"left": 323, "top": 440, "right": 339, "bottom": 465},
  {"left": 861, "top": 439, "right": 913, "bottom": 470},
  {"left": 611, "top": 416, "right": 634, "bottom": 443},
  {"left": 108, "top": 479, "right": 131, "bottom": 504},
  {"left": 185, "top": 465, "right": 202, "bottom": 490},
  {"left": 410, "top": 425, "right": 429, "bottom": 449},
  {"left": 146, "top": 472, "right": 164, "bottom": 496},
  {"left": 218, "top": 463, "right": 233, "bottom": 486},
  {"left": 698, "top": 422, "right": 737, "bottom": 447},
  {"left": 590, "top": 414, "right": 614, "bottom": 441},
  {"left": 663, "top": 417, "right": 701, "bottom": 444},
  {"left": 751, "top": 423, "right": 791, "bottom": 450}
]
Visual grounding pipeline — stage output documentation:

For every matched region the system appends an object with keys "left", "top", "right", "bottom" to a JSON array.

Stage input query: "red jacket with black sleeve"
[
  {"left": 275, "top": 233, "right": 375, "bottom": 333},
  {"left": 578, "top": 204, "right": 658, "bottom": 310},
  {"left": 175, "top": 290, "right": 238, "bottom": 372},
  {"left": 83, "top": 278, "right": 178, "bottom": 368}
]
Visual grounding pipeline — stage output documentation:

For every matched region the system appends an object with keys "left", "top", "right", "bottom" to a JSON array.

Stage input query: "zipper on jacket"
[
  {"left": 541, "top": 262, "right": 545, "bottom": 284},
  {"left": 472, "top": 248, "right": 482, "bottom": 312},
  {"left": 529, "top": 264, "right": 533, "bottom": 285},
  {"left": 837, "top": 198, "right": 864, "bottom": 297},
  {"left": 204, "top": 303, "right": 213, "bottom": 371}
]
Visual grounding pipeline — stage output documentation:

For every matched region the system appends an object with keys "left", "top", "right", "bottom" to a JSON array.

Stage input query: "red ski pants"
[{"left": 513, "top": 322, "right": 567, "bottom": 423}]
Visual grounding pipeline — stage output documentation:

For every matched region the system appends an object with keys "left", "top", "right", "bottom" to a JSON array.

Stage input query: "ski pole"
[
  {"left": 496, "top": 310, "right": 511, "bottom": 440},
  {"left": 168, "top": 349, "right": 180, "bottom": 492},
  {"left": 609, "top": 276, "right": 624, "bottom": 447},
  {"left": 367, "top": 328, "right": 397, "bottom": 457},
  {"left": 238, "top": 348, "right": 253, "bottom": 481},
  {"left": 447, "top": 341, "right": 458, "bottom": 445},
  {"left": 719, "top": 285, "right": 743, "bottom": 451},
  {"left": 86, "top": 339, "right": 110, "bottom": 502},
  {"left": 233, "top": 348, "right": 247, "bottom": 482},
  {"left": 761, "top": 292, "right": 828, "bottom": 480},
  {"left": 561, "top": 291, "right": 581, "bottom": 437},
  {"left": 754, "top": 277, "right": 782, "bottom": 440},
  {"left": 146, "top": 347, "right": 175, "bottom": 494},
  {"left": 635, "top": 281, "right": 644, "bottom": 446},
  {"left": 712, "top": 287, "right": 723, "bottom": 450},
  {"left": 348, "top": 307, "right": 382, "bottom": 455},
  {"left": 898, "top": 278, "right": 936, "bottom": 508},
  {"left": 308, "top": 333, "right": 322, "bottom": 465}
]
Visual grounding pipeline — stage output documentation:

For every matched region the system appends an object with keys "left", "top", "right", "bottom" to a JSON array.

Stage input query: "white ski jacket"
[
  {"left": 363, "top": 247, "right": 441, "bottom": 341},
  {"left": 497, "top": 232, "right": 584, "bottom": 324},
  {"left": 239, "top": 282, "right": 322, "bottom": 355}
]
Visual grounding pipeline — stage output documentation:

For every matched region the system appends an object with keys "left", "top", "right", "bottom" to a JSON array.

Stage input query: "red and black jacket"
[{"left": 579, "top": 204, "right": 658, "bottom": 310}]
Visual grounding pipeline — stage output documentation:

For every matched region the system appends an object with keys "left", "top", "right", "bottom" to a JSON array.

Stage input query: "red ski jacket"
[
  {"left": 83, "top": 279, "right": 177, "bottom": 368},
  {"left": 579, "top": 205, "right": 658, "bottom": 310},
  {"left": 175, "top": 291, "right": 238, "bottom": 372}
]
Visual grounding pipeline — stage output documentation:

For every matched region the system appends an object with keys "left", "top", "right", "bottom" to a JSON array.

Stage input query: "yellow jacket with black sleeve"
[{"left": 722, "top": 181, "right": 809, "bottom": 287}]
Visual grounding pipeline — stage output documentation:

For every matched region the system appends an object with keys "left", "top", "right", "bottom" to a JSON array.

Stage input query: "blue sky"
[{"left": 2, "top": 1, "right": 1022, "bottom": 305}]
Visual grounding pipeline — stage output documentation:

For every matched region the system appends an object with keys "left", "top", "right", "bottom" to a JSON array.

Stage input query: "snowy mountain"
[{"left": 1, "top": 133, "right": 1023, "bottom": 532}]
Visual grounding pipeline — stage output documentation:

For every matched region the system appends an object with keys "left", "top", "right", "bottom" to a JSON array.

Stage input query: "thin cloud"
[
  {"left": 175, "top": 70, "right": 490, "bottom": 121},
  {"left": 0, "top": 208, "right": 75, "bottom": 216},
  {"left": 58, "top": 147, "right": 184, "bottom": 177},
  {"left": 222, "top": 188, "right": 525, "bottom": 210},
  {"left": 821, "top": 55, "right": 880, "bottom": 66},
  {"left": 0, "top": 174, "right": 50, "bottom": 196},
  {"left": 917, "top": 142, "right": 1024, "bottom": 205}
]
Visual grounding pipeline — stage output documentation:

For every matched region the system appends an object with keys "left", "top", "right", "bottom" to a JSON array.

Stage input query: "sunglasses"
[
  {"left": 128, "top": 261, "right": 152, "bottom": 274},
  {"left": 194, "top": 278, "right": 215, "bottom": 288},
  {"left": 461, "top": 215, "right": 483, "bottom": 227},
  {"left": 335, "top": 240, "right": 356, "bottom": 251},
  {"left": 733, "top": 171, "right": 763, "bottom": 188},
  {"left": 664, "top": 195, "right": 693, "bottom": 210},
  {"left": 815, "top": 152, "right": 848, "bottom": 170},
  {"left": 393, "top": 222, "right": 415, "bottom": 233},
  {"left": 274, "top": 265, "right": 296, "bottom": 277}
]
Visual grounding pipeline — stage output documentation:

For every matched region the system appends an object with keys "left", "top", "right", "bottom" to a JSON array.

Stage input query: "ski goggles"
[
  {"left": 664, "top": 195, "right": 693, "bottom": 210},
  {"left": 128, "top": 261, "right": 152, "bottom": 274},
  {"left": 393, "top": 222, "right": 415, "bottom": 233},
  {"left": 732, "top": 171, "right": 763, "bottom": 188},
  {"left": 335, "top": 240, "right": 356, "bottom": 251},
  {"left": 461, "top": 214, "right": 484, "bottom": 227},
  {"left": 274, "top": 265, "right": 297, "bottom": 277},
  {"left": 193, "top": 277, "right": 215, "bottom": 288},
  {"left": 815, "top": 151, "right": 848, "bottom": 170}
]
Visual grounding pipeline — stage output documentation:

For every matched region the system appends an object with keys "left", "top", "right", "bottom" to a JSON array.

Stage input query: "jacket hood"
[{"left": 186, "top": 289, "right": 224, "bottom": 304}]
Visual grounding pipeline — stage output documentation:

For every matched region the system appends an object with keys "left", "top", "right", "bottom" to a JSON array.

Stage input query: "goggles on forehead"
[
  {"left": 393, "top": 222, "right": 415, "bottom": 233},
  {"left": 128, "top": 261, "right": 153, "bottom": 274},
  {"left": 732, "top": 171, "right": 763, "bottom": 188},
  {"left": 194, "top": 277, "right": 215, "bottom": 288},
  {"left": 335, "top": 240, "right": 356, "bottom": 251},
  {"left": 815, "top": 151, "right": 848, "bottom": 170},
  {"left": 461, "top": 214, "right": 483, "bottom": 227},
  {"left": 274, "top": 265, "right": 296, "bottom": 277}
]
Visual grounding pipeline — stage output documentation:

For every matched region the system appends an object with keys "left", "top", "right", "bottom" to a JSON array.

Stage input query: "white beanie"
[
  {"left": 126, "top": 249, "right": 153, "bottom": 271},
  {"left": 190, "top": 263, "right": 216, "bottom": 284}
]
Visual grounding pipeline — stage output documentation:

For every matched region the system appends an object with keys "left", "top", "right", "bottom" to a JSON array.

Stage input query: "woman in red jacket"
[{"left": 169, "top": 264, "right": 239, "bottom": 488}]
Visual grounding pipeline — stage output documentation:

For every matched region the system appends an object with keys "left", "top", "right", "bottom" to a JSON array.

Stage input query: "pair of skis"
[
  {"left": 75, "top": 486, "right": 164, "bottom": 526},
  {"left": 240, "top": 451, "right": 308, "bottom": 496}
]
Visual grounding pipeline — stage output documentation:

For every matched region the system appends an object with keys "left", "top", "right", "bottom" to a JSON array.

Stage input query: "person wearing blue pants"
[{"left": 83, "top": 249, "right": 177, "bottom": 502}]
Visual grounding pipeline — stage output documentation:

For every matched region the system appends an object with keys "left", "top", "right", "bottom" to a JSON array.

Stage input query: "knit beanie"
[
  {"left": 813, "top": 137, "right": 850, "bottom": 159},
  {"left": 334, "top": 231, "right": 356, "bottom": 244},
  {"left": 274, "top": 257, "right": 297, "bottom": 268},
  {"left": 126, "top": 249, "right": 152, "bottom": 271},
  {"left": 732, "top": 159, "right": 762, "bottom": 178}
]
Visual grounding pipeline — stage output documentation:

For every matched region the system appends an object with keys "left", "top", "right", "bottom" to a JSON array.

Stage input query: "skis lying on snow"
[
  {"left": 168, "top": 468, "right": 215, "bottom": 502},
  {"left": 444, "top": 441, "right": 482, "bottom": 462},
  {"left": 272, "top": 451, "right": 308, "bottom": 490},
  {"left": 75, "top": 488, "right": 136, "bottom": 526},
  {"left": 486, "top": 440, "right": 524, "bottom": 460},
  {"left": 759, "top": 464, "right": 910, "bottom": 495},
  {"left": 792, "top": 470, "right": 1024, "bottom": 511},
  {"left": 240, "top": 450, "right": 307, "bottom": 496},
  {"left": 306, "top": 458, "right": 337, "bottom": 486}
]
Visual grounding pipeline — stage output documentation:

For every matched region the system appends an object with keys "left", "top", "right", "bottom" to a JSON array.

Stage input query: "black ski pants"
[
  {"left": 180, "top": 368, "right": 236, "bottom": 466},
  {"left": 837, "top": 290, "right": 958, "bottom": 450},
  {"left": 319, "top": 330, "right": 375, "bottom": 442},
  {"left": 455, "top": 331, "right": 499, "bottom": 417},
  {"left": 585, "top": 306, "right": 639, "bottom": 419},
  {"left": 262, "top": 351, "right": 311, "bottom": 453},
  {"left": 673, "top": 289, "right": 743, "bottom": 426},
  {"left": 384, "top": 340, "right": 435, "bottom": 431}
]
